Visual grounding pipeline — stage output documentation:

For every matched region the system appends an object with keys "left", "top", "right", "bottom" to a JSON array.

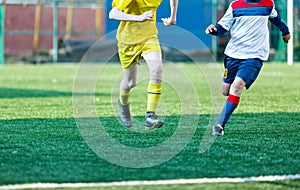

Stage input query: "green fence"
[{"left": 0, "top": 5, "right": 4, "bottom": 64}]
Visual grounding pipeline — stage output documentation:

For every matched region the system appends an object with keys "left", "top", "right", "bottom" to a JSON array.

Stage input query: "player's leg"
[
  {"left": 118, "top": 64, "right": 138, "bottom": 128},
  {"left": 143, "top": 50, "right": 164, "bottom": 129},
  {"left": 213, "top": 58, "right": 263, "bottom": 136},
  {"left": 222, "top": 76, "right": 246, "bottom": 125},
  {"left": 117, "top": 41, "right": 141, "bottom": 128},
  {"left": 213, "top": 56, "right": 238, "bottom": 136},
  {"left": 144, "top": 50, "right": 162, "bottom": 114},
  {"left": 213, "top": 78, "right": 245, "bottom": 136},
  {"left": 119, "top": 64, "right": 138, "bottom": 105}
]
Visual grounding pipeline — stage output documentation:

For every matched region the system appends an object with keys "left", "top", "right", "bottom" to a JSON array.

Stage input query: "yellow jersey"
[{"left": 112, "top": 0, "right": 162, "bottom": 44}]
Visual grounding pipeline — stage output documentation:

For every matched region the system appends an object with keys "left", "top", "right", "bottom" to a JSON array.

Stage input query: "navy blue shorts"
[{"left": 223, "top": 56, "right": 263, "bottom": 89}]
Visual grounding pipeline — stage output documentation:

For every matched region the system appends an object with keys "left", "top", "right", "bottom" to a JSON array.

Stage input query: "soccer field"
[{"left": 0, "top": 63, "right": 299, "bottom": 189}]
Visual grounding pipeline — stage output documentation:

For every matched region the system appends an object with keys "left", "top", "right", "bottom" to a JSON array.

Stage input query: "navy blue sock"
[{"left": 216, "top": 94, "right": 240, "bottom": 127}]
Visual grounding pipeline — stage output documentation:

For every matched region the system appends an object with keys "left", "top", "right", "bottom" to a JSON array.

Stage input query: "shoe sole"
[
  {"left": 212, "top": 131, "right": 224, "bottom": 136},
  {"left": 123, "top": 123, "right": 132, "bottom": 128},
  {"left": 144, "top": 121, "right": 164, "bottom": 130},
  {"left": 120, "top": 118, "right": 132, "bottom": 128}
]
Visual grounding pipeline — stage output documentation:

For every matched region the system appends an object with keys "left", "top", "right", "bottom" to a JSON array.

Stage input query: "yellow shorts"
[{"left": 117, "top": 37, "right": 161, "bottom": 70}]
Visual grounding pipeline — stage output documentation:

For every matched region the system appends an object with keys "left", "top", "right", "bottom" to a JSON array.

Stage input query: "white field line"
[{"left": 0, "top": 174, "right": 300, "bottom": 190}]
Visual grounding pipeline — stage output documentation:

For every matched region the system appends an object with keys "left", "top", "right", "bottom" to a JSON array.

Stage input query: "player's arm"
[
  {"left": 269, "top": 8, "right": 291, "bottom": 43},
  {"left": 205, "top": 24, "right": 227, "bottom": 35},
  {"left": 109, "top": 6, "right": 153, "bottom": 22},
  {"left": 205, "top": 4, "right": 233, "bottom": 36},
  {"left": 161, "top": 0, "right": 178, "bottom": 26}
]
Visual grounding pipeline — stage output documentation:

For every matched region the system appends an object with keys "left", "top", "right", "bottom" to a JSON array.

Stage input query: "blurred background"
[{"left": 0, "top": 0, "right": 299, "bottom": 64}]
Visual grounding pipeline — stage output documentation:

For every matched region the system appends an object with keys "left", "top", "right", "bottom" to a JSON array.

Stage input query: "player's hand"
[
  {"left": 282, "top": 34, "right": 291, "bottom": 44},
  {"left": 205, "top": 24, "right": 217, "bottom": 34},
  {"left": 161, "top": 17, "right": 176, "bottom": 26},
  {"left": 138, "top": 11, "right": 154, "bottom": 22}
]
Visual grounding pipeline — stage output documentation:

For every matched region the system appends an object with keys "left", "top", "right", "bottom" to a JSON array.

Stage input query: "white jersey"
[{"left": 217, "top": 0, "right": 279, "bottom": 61}]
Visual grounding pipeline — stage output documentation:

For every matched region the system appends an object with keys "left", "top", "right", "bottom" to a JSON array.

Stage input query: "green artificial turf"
[{"left": 0, "top": 63, "right": 299, "bottom": 189}]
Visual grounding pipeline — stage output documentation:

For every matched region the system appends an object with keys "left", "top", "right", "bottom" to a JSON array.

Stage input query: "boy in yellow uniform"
[{"left": 109, "top": 0, "right": 178, "bottom": 129}]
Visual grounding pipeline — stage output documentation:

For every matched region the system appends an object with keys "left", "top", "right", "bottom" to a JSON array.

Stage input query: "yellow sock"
[
  {"left": 147, "top": 83, "right": 162, "bottom": 112},
  {"left": 119, "top": 88, "right": 130, "bottom": 105}
]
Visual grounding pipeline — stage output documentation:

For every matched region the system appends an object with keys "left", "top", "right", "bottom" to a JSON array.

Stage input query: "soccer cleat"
[
  {"left": 118, "top": 99, "right": 132, "bottom": 128},
  {"left": 212, "top": 124, "right": 224, "bottom": 136},
  {"left": 144, "top": 112, "right": 163, "bottom": 130}
]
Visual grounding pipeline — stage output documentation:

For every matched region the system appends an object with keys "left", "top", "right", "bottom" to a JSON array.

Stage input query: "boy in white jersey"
[
  {"left": 205, "top": 0, "right": 291, "bottom": 136},
  {"left": 109, "top": 0, "right": 178, "bottom": 129}
]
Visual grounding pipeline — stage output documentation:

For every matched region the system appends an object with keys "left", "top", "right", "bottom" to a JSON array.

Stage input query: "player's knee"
[
  {"left": 152, "top": 70, "right": 162, "bottom": 78},
  {"left": 149, "top": 69, "right": 162, "bottom": 83},
  {"left": 222, "top": 87, "right": 229, "bottom": 96},
  {"left": 222, "top": 90, "right": 229, "bottom": 96},
  {"left": 122, "top": 79, "right": 136, "bottom": 90},
  {"left": 230, "top": 81, "right": 245, "bottom": 95},
  {"left": 152, "top": 65, "right": 162, "bottom": 75},
  {"left": 222, "top": 83, "right": 230, "bottom": 96},
  {"left": 127, "top": 80, "right": 137, "bottom": 89}
]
